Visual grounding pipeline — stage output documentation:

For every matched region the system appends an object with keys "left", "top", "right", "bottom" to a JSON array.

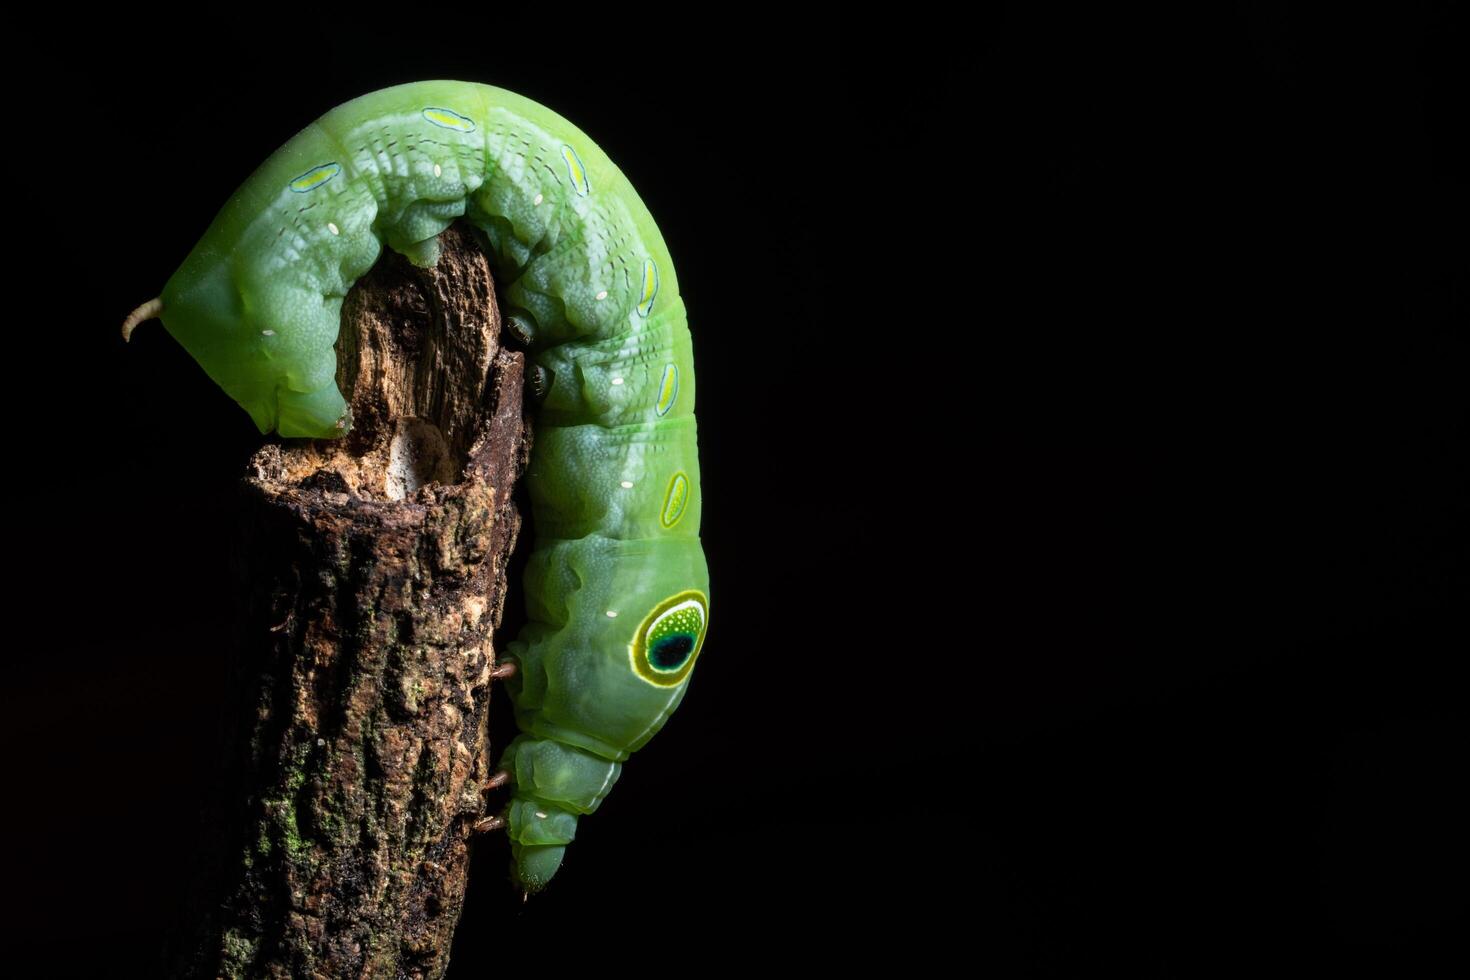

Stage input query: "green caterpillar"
[{"left": 123, "top": 80, "right": 710, "bottom": 892}]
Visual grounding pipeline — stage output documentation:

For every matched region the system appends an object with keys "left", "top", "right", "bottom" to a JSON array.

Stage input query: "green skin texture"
[{"left": 155, "top": 81, "right": 710, "bottom": 892}]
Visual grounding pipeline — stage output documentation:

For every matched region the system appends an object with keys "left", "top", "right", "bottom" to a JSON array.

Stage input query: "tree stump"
[{"left": 168, "top": 222, "right": 530, "bottom": 978}]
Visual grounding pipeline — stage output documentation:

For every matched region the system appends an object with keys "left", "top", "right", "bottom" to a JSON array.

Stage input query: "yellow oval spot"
[
  {"left": 327, "top": 222, "right": 339, "bottom": 236},
  {"left": 637, "top": 258, "right": 659, "bottom": 317},
  {"left": 289, "top": 162, "right": 341, "bottom": 194},
  {"left": 561, "top": 145, "right": 590, "bottom": 196},
  {"left": 620, "top": 481, "right": 634, "bottom": 489},
  {"left": 661, "top": 472, "right": 690, "bottom": 529},
  {"left": 422, "top": 107, "right": 476, "bottom": 132},
  {"left": 655, "top": 364, "right": 679, "bottom": 417},
  {"left": 533, "top": 193, "right": 544, "bottom": 206},
  {"left": 433, "top": 163, "right": 442, "bottom": 177},
  {"left": 595, "top": 290, "right": 608, "bottom": 301}
]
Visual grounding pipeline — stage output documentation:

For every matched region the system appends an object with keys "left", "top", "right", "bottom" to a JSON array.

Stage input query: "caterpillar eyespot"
[
  {"left": 125, "top": 80, "right": 709, "bottom": 895},
  {"left": 630, "top": 590, "right": 709, "bottom": 688}
]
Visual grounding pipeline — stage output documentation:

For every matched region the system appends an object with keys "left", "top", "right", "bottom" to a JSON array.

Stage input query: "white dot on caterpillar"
[
  {"left": 533, "top": 193, "right": 544, "bottom": 206},
  {"left": 327, "top": 222, "right": 339, "bottom": 235},
  {"left": 434, "top": 163, "right": 442, "bottom": 177},
  {"left": 612, "top": 377, "right": 624, "bottom": 385},
  {"left": 596, "top": 290, "right": 608, "bottom": 301},
  {"left": 261, "top": 329, "right": 276, "bottom": 336},
  {"left": 606, "top": 610, "right": 618, "bottom": 618},
  {"left": 535, "top": 811, "right": 548, "bottom": 819},
  {"left": 620, "top": 481, "right": 633, "bottom": 489}
]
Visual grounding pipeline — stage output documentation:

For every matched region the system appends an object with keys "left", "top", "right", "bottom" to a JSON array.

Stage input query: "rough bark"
[{"left": 168, "top": 222, "right": 529, "bottom": 978}]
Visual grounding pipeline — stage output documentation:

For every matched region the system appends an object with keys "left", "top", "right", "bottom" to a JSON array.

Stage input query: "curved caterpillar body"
[{"left": 129, "top": 81, "right": 709, "bottom": 892}]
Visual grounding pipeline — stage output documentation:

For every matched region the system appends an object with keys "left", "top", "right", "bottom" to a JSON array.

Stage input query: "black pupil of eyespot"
[{"left": 650, "top": 634, "right": 695, "bottom": 670}]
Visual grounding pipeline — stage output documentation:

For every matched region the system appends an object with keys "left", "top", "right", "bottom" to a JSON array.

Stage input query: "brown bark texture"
[{"left": 168, "top": 222, "right": 529, "bottom": 978}]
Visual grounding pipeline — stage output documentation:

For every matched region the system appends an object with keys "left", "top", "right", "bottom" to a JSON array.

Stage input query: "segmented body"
[{"left": 154, "top": 81, "right": 710, "bottom": 891}]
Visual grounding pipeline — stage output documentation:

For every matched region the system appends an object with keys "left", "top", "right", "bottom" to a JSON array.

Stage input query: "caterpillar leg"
[
  {"left": 490, "top": 661, "right": 517, "bottom": 681},
  {"left": 526, "top": 365, "right": 553, "bottom": 403},
  {"left": 503, "top": 311, "right": 537, "bottom": 347},
  {"left": 470, "top": 771, "right": 514, "bottom": 835}
]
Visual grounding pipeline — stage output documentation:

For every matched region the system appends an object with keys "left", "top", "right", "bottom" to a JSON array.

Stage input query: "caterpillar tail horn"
[{"left": 121, "top": 297, "right": 163, "bottom": 342}]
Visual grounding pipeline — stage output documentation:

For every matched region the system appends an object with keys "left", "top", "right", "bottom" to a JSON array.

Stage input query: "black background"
[
  {"left": 6, "top": 5, "right": 1464, "bottom": 975},
  {"left": 973, "top": 5, "right": 1463, "bottom": 975}
]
